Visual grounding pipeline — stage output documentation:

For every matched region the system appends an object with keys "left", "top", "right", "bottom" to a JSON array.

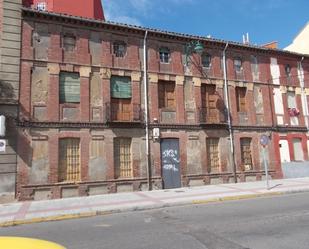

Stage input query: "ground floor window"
[
  {"left": 114, "top": 138, "right": 132, "bottom": 178},
  {"left": 206, "top": 138, "right": 220, "bottom": 172},
  {"left": 59, "top": 138, "right": 81, "bottom": 182},
  {"left": 240, "top": 138, "right": 252, "bottom": 170},
  {"left": 293, "top": 138, "right": 304, "bottom": 161}
]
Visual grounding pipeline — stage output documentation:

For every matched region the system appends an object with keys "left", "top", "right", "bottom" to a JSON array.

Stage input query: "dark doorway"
[{"left": 161, "top": 138, "right": 181, "bottom": 189}]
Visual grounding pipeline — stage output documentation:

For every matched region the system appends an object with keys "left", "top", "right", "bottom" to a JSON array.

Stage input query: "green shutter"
[
  {"left": 60, "top": 72, "right": 80, "bottom": 103},
  {"left": 111, "top": 76, "right": 132, "bottom": 99}
]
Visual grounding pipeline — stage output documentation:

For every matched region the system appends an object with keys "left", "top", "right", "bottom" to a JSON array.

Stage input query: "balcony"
[
  {"left": 198, "top": 107, "right": 226, "bottom": 124},
  {"left": 104, "top": 103, "right": 143, "bottom": 123}
]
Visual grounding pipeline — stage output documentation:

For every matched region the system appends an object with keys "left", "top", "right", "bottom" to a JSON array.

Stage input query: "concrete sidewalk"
[{"left": 1, "top": 177, "right": 309, "bottom": 227}]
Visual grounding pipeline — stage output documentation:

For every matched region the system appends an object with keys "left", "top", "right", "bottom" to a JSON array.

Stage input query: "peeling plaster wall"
[{"left": 89, "top": 139, "right": 106, "bottom": 181}]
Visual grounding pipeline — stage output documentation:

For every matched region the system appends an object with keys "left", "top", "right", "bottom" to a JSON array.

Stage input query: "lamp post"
[{"left": 184, "top": 40, "right": 205, "bottom": 67}]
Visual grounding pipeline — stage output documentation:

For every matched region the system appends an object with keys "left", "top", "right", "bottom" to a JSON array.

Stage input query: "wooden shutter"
[
  {"left": 158, "top": 81, "right": 175, "bottom": 109},
  {"left": 59, "top": 138, "right": 80, "bottom": 182},
  {"left": 236, "top": 87, "right": 246, "bottom": 112},
  {"left": 165, "top": 83, "right": 175, "bottom": 109},
  {"left": 59, "top": 72, "right": 80, "bottom": 103},
  {"left": 114, "top": 138, "right": 132, "bottom": 178},
  {"left": 111, "top": 76, "right": 132, "bottom": 99}
]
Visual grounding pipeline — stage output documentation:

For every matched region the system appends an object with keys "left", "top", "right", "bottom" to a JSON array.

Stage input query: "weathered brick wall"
[{"left": 16, "top": 11, "right": 309, "bottom": 200}]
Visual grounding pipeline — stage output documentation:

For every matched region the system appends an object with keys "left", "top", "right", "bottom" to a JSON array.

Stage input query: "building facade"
[
  {"left": 16, "top": 8, "right": 309, "bottom": 200},
  {"left": 0, "top": 0, "right": 22, "bottom": 199}
]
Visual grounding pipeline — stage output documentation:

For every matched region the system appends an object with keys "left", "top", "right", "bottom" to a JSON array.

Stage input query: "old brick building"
[{"left": 16, "top": 6, "right": 309, "bottom": 200}]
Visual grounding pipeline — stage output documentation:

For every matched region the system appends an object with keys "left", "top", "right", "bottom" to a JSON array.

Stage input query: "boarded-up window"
[
  {"left": 201, "top": 84, "right": 217, "bottom": 121},
  {"left": 287, "top": 91, "right": 297, "bottom": 108},
  {"left": 293, "top": 138, "right": 304, "bottom": 161},
  {"left": 207, "top": 138, "right": 220, "bottom": 172},
  {"left": 240, "top": 138, "right": 252, "bottom": 170},
  {"left": 59, "top": 138, "right": 80, "bottom": 182},
  {"left": 63, "top": 35, "right": 76, "bottom": 52},
  {"left": 236, "top": 87, "right": 246, "bottom": 112},
  {"left": 59, "top": 72, "right": 80, "bottom": 103},
  {"left": 158, "top": 81, "right": 176, "bottom": 109},
  {"left": 111, "top": 76, "right": 132, "bottom": 99},
  {"left": 114, "top": 138, "right": 132, "bottom": 178}
]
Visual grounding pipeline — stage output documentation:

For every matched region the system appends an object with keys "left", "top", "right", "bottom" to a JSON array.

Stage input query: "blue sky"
[{"left": 101, "top": 0, "right": 309, "bottom": 49}]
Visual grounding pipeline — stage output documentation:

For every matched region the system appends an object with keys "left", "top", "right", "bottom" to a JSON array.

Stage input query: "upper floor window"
[
  {"left": 111, "top": 76, "right": 132, "bottom": 99},
  {"left": 63, "top": 34, "right": 76, "bottom": 52},
  {"left": 202, "top": 53, "right": 212, "bottom": 68},
  {"left": 285, "top": 64, "right": 291, "bottom": 77},
  {"left": 251, "top": 55, "right": 259, "bottom": 75},
  {"left": 234, "top": 58, "right": 243, "bottom": 72},
  {"left": 59, "top": 138, "right": 81, "bottom": 182},
  {"left": 159, "top": 47, "right": 170, "bottom": 64},
  {"left": 36, "top": 2, "right": 47, "bottom": 11},
  {"left": 59, "top": 72, "right": 80, "bottom": 104},
  {"left": 158, "top": 81, "right": 175, "bottom": 109},
  {"left": 236, "top": 87, "right": 246, "bottom": 112},
  {"left": 113, "top": 41, "right": 127, "bottom": 58}
]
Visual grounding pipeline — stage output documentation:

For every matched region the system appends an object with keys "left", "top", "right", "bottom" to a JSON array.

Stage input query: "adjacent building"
[{"left": 0, "top": 0, "right": 22, "bottom": 200}]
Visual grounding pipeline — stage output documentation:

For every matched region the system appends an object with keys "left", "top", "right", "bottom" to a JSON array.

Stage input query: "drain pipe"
[
  {"left": 223, "top": 43, "right": 237, "bottom": 183},
  {"left": 143, "top": 30, "right": 152, "bottom": 191},
  {"left": 299, "top": 57, "right": 309, "bottom": 129}
]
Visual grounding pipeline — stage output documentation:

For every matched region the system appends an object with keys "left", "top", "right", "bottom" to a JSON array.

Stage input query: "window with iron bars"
[
  {"left": 206, "top": 138, "right": 220, "bottom": 172},
  {"left": 159, "top": 47, "right": 170, "bottom": 63},
  {"left": 58, "top": 138, "right": 81, "bottom": 182},
  {"left": 114, "top": 138, "right": 132, "bottom": 178},
  {"left": 240, "top": 138, "right": 253, "bottom": 170},
  {"left": 113, "top": 42, "right": 127, "bottom": 57}
]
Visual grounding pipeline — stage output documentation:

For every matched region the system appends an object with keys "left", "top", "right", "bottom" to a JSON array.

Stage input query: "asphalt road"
[{"left": 1, "top": 192, "right": 309, "bottom": 249}]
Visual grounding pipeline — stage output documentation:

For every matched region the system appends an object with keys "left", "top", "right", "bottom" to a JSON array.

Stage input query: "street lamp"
[{"left": 184, "top": 40, "right": 205, "bottom": 66}]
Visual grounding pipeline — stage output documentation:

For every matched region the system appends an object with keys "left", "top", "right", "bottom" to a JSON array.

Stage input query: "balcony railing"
[
  {"left": 104, "top": 103, "right": 143, "bottom": 123},
  {"left": 198, "top": 107, "right": 226, "bottom": 124}
]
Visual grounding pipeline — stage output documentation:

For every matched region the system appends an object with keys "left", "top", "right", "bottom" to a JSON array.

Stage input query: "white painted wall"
[
  {"left": 270, "top": 58, "right": 280, "bottom": 85},
  {"left": 285, "top": 22, "right": 309, "bottom": 55},
  {"left": 279, "top": 140, "right": 290, "bottom": 163}
]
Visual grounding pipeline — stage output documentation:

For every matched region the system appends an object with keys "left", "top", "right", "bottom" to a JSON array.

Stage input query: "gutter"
[
  {"left": 143, "top": 30, "right": 152, "bottom": 191},
  {"left": 223, "top": 43, "right": 237, "bottom": 183}
]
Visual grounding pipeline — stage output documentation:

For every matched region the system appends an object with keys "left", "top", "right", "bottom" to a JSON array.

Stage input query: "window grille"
[
  {"left": 113, "top": 42, "right": 127, "bottom": 57},
  {"left": 202, "top": 53, "right": 212, "bottom": 68},
  {"left": 59, "top": 138, "right": 81, "bottom": 182},
  {"left": 207, "top": 138, "right": 220, "bottom": 172},
  {"left": 114, "top": 138, "right": 132, "bottom": 178},
  {"left": 36, "top": 2, "right": 46, "bottom": 11},
  {"left": 240, "top": 138, "right": 252, "bottom": 170},
  {"left": 159, "top": 47, "right": 170, "bottom": 63}
]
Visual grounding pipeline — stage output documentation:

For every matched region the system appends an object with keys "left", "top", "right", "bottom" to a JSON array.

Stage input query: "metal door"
[{"left": 161, "top": 139, "right": 181, "bottom": 189}]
